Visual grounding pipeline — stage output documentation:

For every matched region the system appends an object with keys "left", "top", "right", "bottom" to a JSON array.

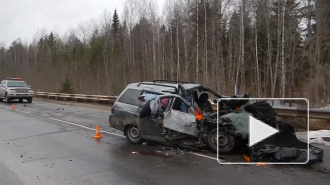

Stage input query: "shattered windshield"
[{"left": 7, "top": 81, "right": 28, "bottom": 87}]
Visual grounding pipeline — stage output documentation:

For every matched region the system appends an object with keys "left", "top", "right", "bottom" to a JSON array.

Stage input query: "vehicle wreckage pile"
[
  {"left": 109, "top": 81, "right": 324, "bottom": 164},
  {"left": 140, "top": 95, "right": 323, "bottom": 163},
  {"left": 242, "top": 102, "right": 323, "bottom": 163}
]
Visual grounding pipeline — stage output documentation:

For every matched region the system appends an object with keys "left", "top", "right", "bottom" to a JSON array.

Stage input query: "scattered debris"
[
  {"left": 131, "top": 147, "right": 188, "bottom": 158},
  {"left": 131, "top": 151, "right": 171, "bottom": 158},
  {"left": 256, "top": 162, "right": 266, "bottom": 167},
  {"left": 243, "top": 154, "right": 250, "bottom": 162},
  {"left": 309, "top": 130, "right": 330, "bottom": 146},
  {"left": 250, "top": 138, "right": 324, "bottom": 163}
]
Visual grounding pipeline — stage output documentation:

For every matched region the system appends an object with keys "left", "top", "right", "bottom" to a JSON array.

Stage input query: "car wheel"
[
  {"left": 4, "top": 93, "right": 10, "bottom": 103},
  {"left": 27, "top": 98, "right": 32, "bottom": 103},
  {"left": 207, "top": 128, "right": 235, "bottom": 153},
  {"left": 125, "top": 125, "right": 143, "bottom": 144}
]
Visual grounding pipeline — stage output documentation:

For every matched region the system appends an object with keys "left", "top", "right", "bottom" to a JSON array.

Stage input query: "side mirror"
[{"left": 28, "top": 86, "right": 31, "bottom": 88}]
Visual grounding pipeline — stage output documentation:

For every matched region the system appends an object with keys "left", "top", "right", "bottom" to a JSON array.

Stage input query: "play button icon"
[{"left": 249, "top": 116, "right": 279, "bottom": 147}]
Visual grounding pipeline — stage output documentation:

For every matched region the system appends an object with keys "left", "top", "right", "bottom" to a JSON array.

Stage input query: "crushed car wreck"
[
  {"left": 109, "top": 80, "right": 324, "bottom": 163},
  {"left": 217, "top": 99, "right": 323, "bottom": 163},
  {"left": 109, "top": 80, "right": 236, "bottom": 153}
]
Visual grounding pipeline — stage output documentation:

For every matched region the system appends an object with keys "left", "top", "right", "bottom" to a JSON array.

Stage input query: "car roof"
[
  {"left": 181, "top": 83, "right": 202, "bottom": 90},
  {"left": 128, "top": 82, "right": 203, "bottom": 90},
  {"left": 127, "top": 82, "right": 180, "bottom": 92},
  {"left": 5, "top": 80, "right": 25, "bottom": 82},
  {"left": 127, "top": 81, "right": 224, "bottom": 98},
  {"left": 6, "top": 80, "right": 25, "bottom": 82}
]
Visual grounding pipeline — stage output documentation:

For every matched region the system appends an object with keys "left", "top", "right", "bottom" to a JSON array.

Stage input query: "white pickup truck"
[{"left": 0, "top": 77, "right": 34, "bottom": 103}]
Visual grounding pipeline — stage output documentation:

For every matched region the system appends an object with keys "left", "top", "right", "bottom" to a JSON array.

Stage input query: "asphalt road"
[{"left": 0, "top": 100, "right": 329, "bottom": 185}]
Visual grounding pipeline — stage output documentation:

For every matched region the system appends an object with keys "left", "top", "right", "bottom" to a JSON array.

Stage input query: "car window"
[
  {"left": 139, "top": 84, "right": 177, "bottom": 93},
  {"left": 172, "top": 98, "right": 189, "bottom": 113},
  {"left": 117, "top": 89, "right": 142, "bottom": 106},
  {"left": 7, "top": 81, "right": 28, "bottom": 87}
]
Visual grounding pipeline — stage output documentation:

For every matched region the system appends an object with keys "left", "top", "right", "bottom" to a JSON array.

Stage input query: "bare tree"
[
  {"left": 204, "top": 0, "right": 208, "bottom": 84},
  {"left": 196, "top": 0, "right": 199, "bottom": 82}
]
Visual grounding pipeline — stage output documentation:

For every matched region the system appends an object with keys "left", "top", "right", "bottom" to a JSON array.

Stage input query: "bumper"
[{"left": 7, "top": 93, "right": 34, "bottom": 99}]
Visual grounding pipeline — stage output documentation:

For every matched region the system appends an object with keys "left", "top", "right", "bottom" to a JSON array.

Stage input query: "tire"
[
  {"left": 207, "top": 128, "right": 235, "bottom": 153},
  {"left": 4, "top": 93, "right": 10, "bottom": 103},
  {"left": 125, "top": 125, "right": 143, "bottom": 144},
  {"left": 27, "top": 98, "right": 32, "bottom": 103}
]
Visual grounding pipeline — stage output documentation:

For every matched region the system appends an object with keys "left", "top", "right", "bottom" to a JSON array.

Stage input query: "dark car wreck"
[
  {"left": 109, "top": 80, "right": 323, "bottom": 163},
  {"left": 218, "top": 100, "right": 324, "bottom": 163}
]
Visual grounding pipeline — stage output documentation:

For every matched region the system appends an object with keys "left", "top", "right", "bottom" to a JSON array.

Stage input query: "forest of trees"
[{"left": 0, "top": 0, "right": 329, "bottom": 107}]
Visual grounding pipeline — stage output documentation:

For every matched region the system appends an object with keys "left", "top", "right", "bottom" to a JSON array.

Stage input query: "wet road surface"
[{"left": 0, "top": 100, "right": 329, "bottom": 185}]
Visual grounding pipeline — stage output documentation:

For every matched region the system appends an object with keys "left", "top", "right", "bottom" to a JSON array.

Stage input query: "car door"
[
  {"left": 163, "top": 97, "right": 198, "bottom": 137},
  {"left": 137, "top": 92, "right": 167, "bottom": 143},
  {"left": 138, "top": 112, "right": 166, "bottom": 143},
  {"left": 0, "top": 82, "right": 5, "bottom": 97},
  {"left": 110, "top": 88, "right": 142, "bottom": 131}
]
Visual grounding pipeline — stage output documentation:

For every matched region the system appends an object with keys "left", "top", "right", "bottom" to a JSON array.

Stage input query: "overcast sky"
[{"left": 0, "top": 0, "right": 164, "bottom": 48}]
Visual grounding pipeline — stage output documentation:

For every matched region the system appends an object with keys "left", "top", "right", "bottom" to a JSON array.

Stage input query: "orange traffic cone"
[
  {"left": 93, "top": 125, "right": 103, "bottom": 139},
  {"left": 11, "top": 103, "right": 15, "bottom": 110}
]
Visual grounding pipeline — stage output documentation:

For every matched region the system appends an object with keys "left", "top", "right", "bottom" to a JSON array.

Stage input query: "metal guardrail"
[
  {"left": 35, "top": 92, "right": 330, "bottom": 120},
  {"left": 35, "top": 92, "right": 117, "bottom": 104},
  {"left": 210, "top": 105, "right": 330, "bottom": 120},
  {"left": 272, "top": 107, "right": 330, "bottom": 120}
]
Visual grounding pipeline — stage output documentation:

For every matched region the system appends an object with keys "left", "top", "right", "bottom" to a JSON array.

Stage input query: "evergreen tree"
[
  {"left": 112, "top": 9, "right": 120, "bottom": 35},
  {"left": 59, "top": 77, "right": 75, "bottom": 94}
]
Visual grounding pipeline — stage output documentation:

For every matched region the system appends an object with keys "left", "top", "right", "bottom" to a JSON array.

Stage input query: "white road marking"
[
  {"left": 49, "top": 118, "right": 218, "bottom": 161},
  {"left": 0, "top": 105, "right": 30, "bottom": 114},
  {"left": 49, "top": 118, "right": 125, "bottom": 138},
  {"left": 2, "top": 104, "right": 217, "bottom": 161},
  {"left": 14, "top": 109, "right": 30, "bottom": 114},
  {"left": 0, "top": 105, "right": 9, "bottom": 109},
  {"left": 188, "top": 152, "right": 218, "bottom": 161}
]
